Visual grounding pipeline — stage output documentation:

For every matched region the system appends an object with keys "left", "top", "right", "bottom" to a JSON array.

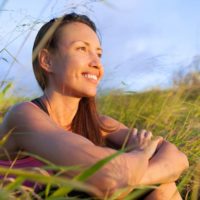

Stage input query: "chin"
[
  {"left": 82, "top": 89, "right": 97, "bottom": 98},
  {"left": 62, "top": 85, "right": 97, "bottom": 97},
  {"left": 72, "top": 90, "right": 96, "bottom": 98},
  {"left": 84, "top": 92, "right": 96, "bottom": 98}
]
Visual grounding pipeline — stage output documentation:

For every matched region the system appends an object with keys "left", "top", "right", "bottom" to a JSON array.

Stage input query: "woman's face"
[{"left": 48, "top": 22, "right": 104, "bottom": 98}]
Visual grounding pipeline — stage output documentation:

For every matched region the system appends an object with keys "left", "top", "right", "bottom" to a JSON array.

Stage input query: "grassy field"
[
  {"left": 98, "top": 86, "right": 200, "bottom": 199},
  {"left": 0, "top": 84, "right": 199, "bottom": 199}
]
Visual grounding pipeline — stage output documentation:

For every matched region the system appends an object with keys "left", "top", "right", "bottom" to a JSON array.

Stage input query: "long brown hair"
[{"left": 32, "top": 13, "right": 112, "bottom": 146}]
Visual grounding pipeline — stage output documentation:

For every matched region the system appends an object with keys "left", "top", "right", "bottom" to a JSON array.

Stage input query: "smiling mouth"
[{"left": 82, "top": 73, "right": 98, "bottom": 83}]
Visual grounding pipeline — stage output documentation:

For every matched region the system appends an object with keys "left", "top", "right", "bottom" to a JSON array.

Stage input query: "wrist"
[
  {"left": 130, "top": 149, "right": 149, "bottom": 160},
  {"left": 125, "top": 151, "right": 149, "bottom": 186}
]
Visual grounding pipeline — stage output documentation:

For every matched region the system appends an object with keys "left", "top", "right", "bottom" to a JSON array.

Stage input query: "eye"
[
  {"left": 97, "top": 53, "right": 102, "bottom": 58},
  {"left": 77, "top": 46, "right": 87, "bottom": 52}
]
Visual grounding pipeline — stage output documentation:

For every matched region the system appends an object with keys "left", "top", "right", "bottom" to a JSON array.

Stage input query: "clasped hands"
[{"left": 126, "top": 129, "right": 189, "bottom": 181}]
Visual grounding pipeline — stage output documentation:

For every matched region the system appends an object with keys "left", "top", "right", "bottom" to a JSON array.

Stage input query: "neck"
[{"left": 42, "top": 88, "right": 81, "bottom": 130}]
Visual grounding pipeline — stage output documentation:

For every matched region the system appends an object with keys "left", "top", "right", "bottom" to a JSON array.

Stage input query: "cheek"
[
  {"left": 99, "top": 67, "right": 104, "bottom": 80},
  {"left": 52, "top": 56, "right": 73, "bottom": 75},
  {"left": 64, "top": 53, "right": 85, "bottom": 68},
  {"left": 59, "top": 59, "right": 82, "bottom": 81}
]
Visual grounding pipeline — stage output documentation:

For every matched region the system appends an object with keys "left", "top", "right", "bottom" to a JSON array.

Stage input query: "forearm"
[
  {"left": 60, "top": 142, "right": 150, "bottom": 194},
  {"left": 82, "top": 149, "right": 149, "bottom": 197},
  {"left": 90, "top": 149, "right": 149, "bottom": 188},
  {"left": 104, "top": 150, "right": 149, "bottom": 198},
  {"left": 104, "top": 129, "right": 131, "bottom": 150},
  {"left": 124, "top": 151, "right": 149, "bottom": 186},
  {"left": 139, "top": 141, "right": 189, "bottom": 185}
]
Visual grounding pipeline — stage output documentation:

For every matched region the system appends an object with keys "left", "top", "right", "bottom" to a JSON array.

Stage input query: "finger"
[
  {"left": 155, "top": 136, "right": 165, "bottom": 149},
  {"left": 144, "top": 137, "right": 163, "bottom": 158},
  {"left": 145, "top": 131, "right": 152, "bottom": 140},
  {"left": 139, "top": 129, "right": 146, "bottom": 144},
  {"left": 126, "top": 128, "right": 138, "bottom": 148},
  {"left": 151, "top": 136, "right": 164, "bottom": 150},
  {"left": 139, "top": 131, "right": 152, "bottom": 149},
  {"left": 154, "top": 136, "right": 163, "bottom": 144},
  {"left": 131, "top": 128, "right": 138, "bottom": 137}
]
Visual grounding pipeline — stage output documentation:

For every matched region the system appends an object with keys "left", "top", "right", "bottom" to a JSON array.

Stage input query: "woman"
[{"left": 0, "top": 13, "right": 188, "bottom": 199}]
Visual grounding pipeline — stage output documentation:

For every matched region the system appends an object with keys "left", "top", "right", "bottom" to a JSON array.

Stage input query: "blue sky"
[{"left": 0, "top": 0, "right": 200, "bottom": 96}]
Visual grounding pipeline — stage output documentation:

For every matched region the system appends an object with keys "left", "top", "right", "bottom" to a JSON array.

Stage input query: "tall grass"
[
  {"left": 0, "top": 1, "right": 199, "bottom": 198},
  {"left": 0, "top": 84, "right": 199, "bottom": 199},
  {"left": 98, "top": 85, "right": 200, "bottom": 199}
]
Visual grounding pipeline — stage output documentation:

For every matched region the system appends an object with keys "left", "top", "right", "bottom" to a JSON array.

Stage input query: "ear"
[{"left": 38, "top": 49, "right": 53, "bottom": 73}]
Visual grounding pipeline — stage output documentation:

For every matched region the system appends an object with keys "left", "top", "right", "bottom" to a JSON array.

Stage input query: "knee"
[{"left": 144, "top": 182, "right": 182, "bottom": 200}]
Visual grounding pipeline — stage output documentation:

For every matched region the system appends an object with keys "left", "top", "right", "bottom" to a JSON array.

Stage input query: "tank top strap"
[{"left": 31, "top": 98, "right": 49, "bottom": 115}]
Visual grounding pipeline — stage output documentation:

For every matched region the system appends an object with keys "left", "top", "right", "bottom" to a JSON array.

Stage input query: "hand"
[
  {"left": 130, "top": 135, "right": 164, "bottom": 160},
  {"left": 126, "top": 136, "right": 164, "bottom": 188},
  {"left": 142, "top": 136, "right": 164, "bottom": 159},
  {"left": 126, "top": 129, "right": 153, "bottom": 151}
]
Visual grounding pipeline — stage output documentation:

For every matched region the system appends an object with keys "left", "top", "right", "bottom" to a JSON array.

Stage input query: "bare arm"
[
  {"left": 101, "top": 115, "right": 189, "bottom": 185},
  {"left": 2, "top": 102, "right": 155, "bottom": 196},
  {"left": 139, "top": 140, "right": 189, "bottom": 185},
  {"left": 100, "top": 115, "right": 132, "bottom": 149}
]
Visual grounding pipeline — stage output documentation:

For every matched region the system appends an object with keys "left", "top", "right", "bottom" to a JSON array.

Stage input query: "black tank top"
[{"left": 31, "top": 98, "right": 49, "bottom": 115}]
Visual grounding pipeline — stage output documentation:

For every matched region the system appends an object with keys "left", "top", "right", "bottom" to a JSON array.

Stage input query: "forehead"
[{"left": 56, "top": 22, "right": 101, "bottom": 47}]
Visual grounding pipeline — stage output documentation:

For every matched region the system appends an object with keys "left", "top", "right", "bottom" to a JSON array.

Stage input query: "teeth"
[{"left": 83, "top": 73, "right": 97, "bottom": 81}]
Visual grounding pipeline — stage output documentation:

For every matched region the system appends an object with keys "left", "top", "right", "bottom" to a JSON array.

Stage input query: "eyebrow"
[{"left": 71, "top": 40, "right": 102, "bottom": 51}]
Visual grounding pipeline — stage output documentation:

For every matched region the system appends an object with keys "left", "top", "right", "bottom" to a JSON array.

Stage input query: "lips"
[{"left": 82, "top": 72, "right": 99, "bottom": 84}]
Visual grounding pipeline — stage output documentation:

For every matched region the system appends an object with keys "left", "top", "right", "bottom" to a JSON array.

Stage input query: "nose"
[{"left": 89, "top": 52, "right": 102, "bottom": 70}]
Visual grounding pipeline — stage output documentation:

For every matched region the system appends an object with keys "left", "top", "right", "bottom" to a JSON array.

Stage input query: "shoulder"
[
  {"left": 3, "top": 101, "right": 35, "bottom": 124},
  {"left": 0, "top": 101, "right": 43, "bottom": 157},
  {"left": 6, "top": 101, "right": 45, "bottom": 117},
  {"left": 4, "top": 101, "right": 40, "bottom": 121},
  {"left": 3, "top": 101, "right": 54, "bottom": 133}
]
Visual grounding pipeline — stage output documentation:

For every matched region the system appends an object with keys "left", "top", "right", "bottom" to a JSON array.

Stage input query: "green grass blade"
[
  {"left": 49, "top": 149, "right": 124, "bottom": 198},
  {"left": 4, "top": 176, "right": 25, "bottom": 191},
  {"left": 0, "top": 167, "right": 100, "bottom": 196}
]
